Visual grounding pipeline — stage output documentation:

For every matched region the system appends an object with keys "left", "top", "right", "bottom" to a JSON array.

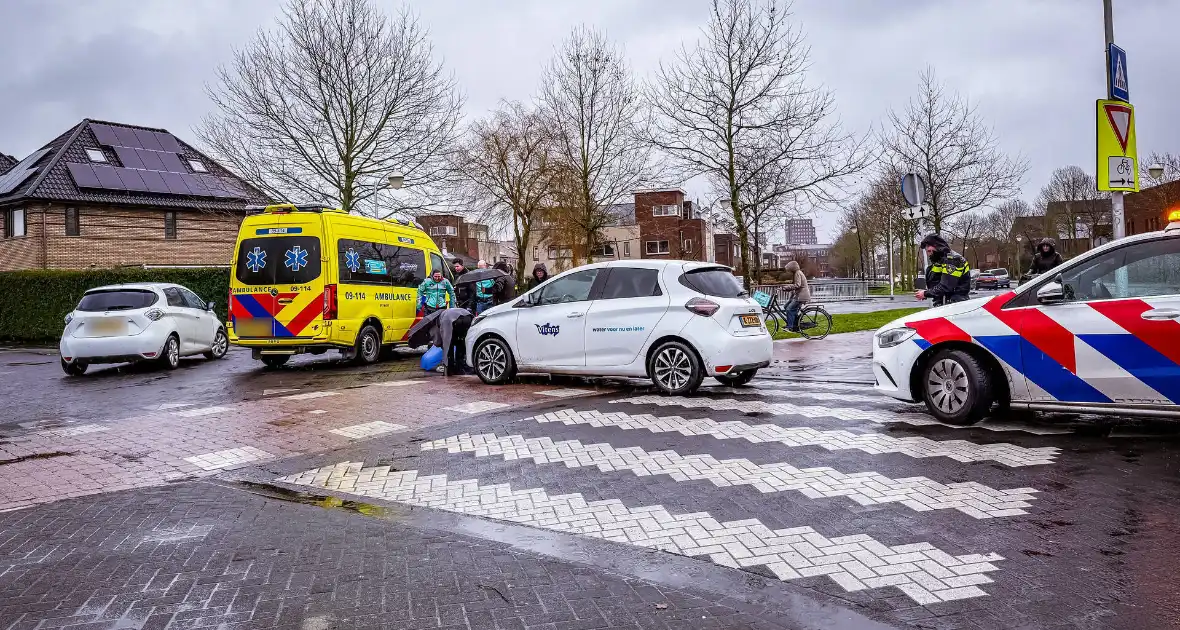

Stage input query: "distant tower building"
[{"left": 785, "top": 218, "right": 817, "bottom": 245}]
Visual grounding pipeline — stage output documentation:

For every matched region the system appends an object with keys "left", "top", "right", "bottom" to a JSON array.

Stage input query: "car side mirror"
[
  {"left": 514, "top": 296, "right": 533, "bottom": 308},
  {"left": 206, "top": 301, "right": 216, "bottom": 311},
  {"left": 1036, "top": 281, "right": 1065, "bottom": 305}
]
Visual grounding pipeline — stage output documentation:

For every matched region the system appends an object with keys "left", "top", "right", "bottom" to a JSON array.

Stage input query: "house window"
[
  {"left": 590, "top": 243, "right": 616, "bottom": 258},
  {"left": 188, "top": 159, "right": 208, "bottom": 173},
  {"left": 532, "top": 245, "right": 539, "bottom": 260},
  {"left": 683, "top": 238, "right": 693, "bottom": 253},
  {"left": 547, "top": 246, "right": 571, "bottom": 259},
  {"left": 430, "top": 225, "right": 457, "bottom": 236},
  {"left": 85, "top": 148, "right": 106, "bottom": 163},
  {"left": 164, "top": 211, "right": 177, "bottom": 240},
  {"left": 4, "top": 209, "right": 26, "bottom": 238},
  {"left": 646, "top": 240, "right": 670, "bottom": 255},
  {"left": 652, "top": 204, "right": 680, "bottom": 217},
  {"left": 65, "top": 207, "right": 80, "bottom": 236},
  {"left": 623, "top": 241, "right": 631, "bottom": 257}
]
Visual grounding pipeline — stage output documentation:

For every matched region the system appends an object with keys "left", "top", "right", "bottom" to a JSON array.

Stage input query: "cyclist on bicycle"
[
  {"left": 781, "top": 260, "right": 810, "bottom": 332},
  {"left": 1028, "top": 237, "right": 1063, "bottom": 275}
]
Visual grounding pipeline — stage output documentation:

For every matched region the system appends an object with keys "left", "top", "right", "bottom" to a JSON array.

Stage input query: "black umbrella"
[
  {"left": 406, "top": 309, "right": 445, "bottom": 348},
  {"left": 453, "top": 268, "right": 509, "bottom": 285}
]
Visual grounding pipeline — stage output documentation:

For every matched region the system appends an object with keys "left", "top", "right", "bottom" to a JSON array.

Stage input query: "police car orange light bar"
[{"left": 1169, "top": 209, "right": 1180, "bottom": 223}]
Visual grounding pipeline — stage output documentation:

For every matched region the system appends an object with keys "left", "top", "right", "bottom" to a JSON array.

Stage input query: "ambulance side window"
[
  {"left": 338, "top": 239, "right": 389, "bottom": 286},
  {"left": 381, "top": 245, "right": 426, "bottom": 289}
]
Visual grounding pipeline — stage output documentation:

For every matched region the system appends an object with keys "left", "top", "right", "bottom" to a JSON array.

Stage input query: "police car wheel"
[
  {"left": 474, "top": 337, "right": 516, "bottom": 385},
  {"left": 921, "top": 349, "right": 991, "bottom": 426},
  {"left": 649, "top": 341, "right": 704, "bottom": 395}
]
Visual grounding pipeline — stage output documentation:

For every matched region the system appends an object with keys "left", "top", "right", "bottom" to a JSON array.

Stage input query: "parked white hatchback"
[
  {"left": 465, "top": 260, "right": 773, "bottom": 394},
  {"left": 59, "top": 283, "right": 228, "bottom": 375}
]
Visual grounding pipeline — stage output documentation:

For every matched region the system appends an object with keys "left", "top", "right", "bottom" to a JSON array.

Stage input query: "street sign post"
[
  {"left": 1107, "top": 43, "right": 1129, "bottom": 102},
  {"left": 1096, "top": 99, "right": 1138, "bottom": 192},
  {"left": 900, "top": 172, "right": 929, "bottom": 222}
]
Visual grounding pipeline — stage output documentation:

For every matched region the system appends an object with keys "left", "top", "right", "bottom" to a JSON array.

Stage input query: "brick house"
[
  {"left": 0, "top": 119, "right": 268, "bottom": 271},
  {"left": 633, "top": 189, "right": 708, "bottom": 262},
  {"left": 416, "top": 214, "right": 503, "bottom": 264}
]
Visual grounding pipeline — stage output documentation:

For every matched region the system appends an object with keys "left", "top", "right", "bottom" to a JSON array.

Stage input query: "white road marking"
[
  {"left": 749, "top": 381, "right": 878, "bottom": 394},
  {"left": 444, "top": 401, "right": 509, "bottom": 414},
  {"left": 263, "top": 388, "right": 300, "bottom": 396},
  {"left": 309, "top": 410, "right": 328, "bottom": 415},
  {"left": 536, "top": 388, "right": 596, "bottom": 398},
  {"left": 422, "top": 433, "right": 1038, "bottom": 518},
  {"left": 184, "top": 446, "right": 272, "bottom": 471},
  {"left": 278, "top": 464, "right": 1003, "bottom": 604},
  {"left": 331, "top": 421, "right": 408, "bottom": 439},
  {"left": 171, "top": 406, "right": 231, "bottom": 418},
  {"left": 726, "top": 387, "right": 909, "bottom": 406},
  {"left": 370, "top": 380, "right": 424, "bottom": 388},
  {"left": 145, "top": 402, "right": 194, "bottom": 411},
  {"left": 613, "top": 395, "right": 1070, "bottom": 435},
  {"left": 282, "top": 391, "right": 341, "bottom": 401},
  {"left": 532, "top": 410, "right": 1058, "bottom": 467},
  {"left": 36, "top": 423, "right": 109, "bottom": 438}
]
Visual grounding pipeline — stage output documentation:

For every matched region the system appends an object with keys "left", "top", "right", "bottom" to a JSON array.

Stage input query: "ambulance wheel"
[
  {"left": 353, "top": 325, "right": 382, "bottom": 365},
  {"left": 921, "top": 349, "right": 991, "bottom": 426},
  {"left": 261, "top": 355, "right": 290, "bottom": 368}
]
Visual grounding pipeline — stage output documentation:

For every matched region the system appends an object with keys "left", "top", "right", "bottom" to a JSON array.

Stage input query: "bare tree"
[
  {"left": 454, "top": 101, "right": 555, "bottom": 285},
  {"left": 647, "top": 0, "right": 869, "bottom": 287},
  {"left": 944, "top": 211, "right": 984, "bottom": 265},
  {"left": 982, "top": 199, "right": 1031, "bottom": 270},
  {"left": 1140, "top": 151, "right": 1180, "bottom": 185},
  {"left": 881, "top": 68, "right": 1026, "bottom": 233},
  {"left": 538, "top": 26, "right": 656, "bottom": 266},
  {"left": 197, "top": 0, "right": 463, "bottom": 215},
  {"left": 1035, "top": 165, "right": 1107, "bottom": 254}
]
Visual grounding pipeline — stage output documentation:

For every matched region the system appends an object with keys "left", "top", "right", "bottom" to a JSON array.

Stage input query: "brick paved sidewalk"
[{"left": 0, "top": 481, "right": 795, "bottom": 630}]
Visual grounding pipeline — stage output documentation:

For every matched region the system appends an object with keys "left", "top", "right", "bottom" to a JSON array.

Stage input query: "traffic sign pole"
[{"left": 1104, "top": 0, "right": 1124, "bottom": 240}]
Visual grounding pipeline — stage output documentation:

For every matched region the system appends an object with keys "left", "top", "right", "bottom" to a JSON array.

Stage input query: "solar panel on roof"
[
  {"left": 115, "top": 168, "right": 148, "bottom": 192},
  {"left": 114, "top": 146, "right": 144, "bottom": 170},
  {"left": 112, "top": 126, "right": 141, "bottom": 147},
  {"left": 158, "top": 152, "right": 186, "bottom": 173},
  {"left": 181, "top": 173, "right": 209, "bottom": 196},
  {"left": 133, "top": 129, "right": 164, "bottom": 152},
  {"left": 90, "top": 124, "right": 120, "bottom": 147},
  {"left": 139, "top": 169, "right": 169, "bottom": 194},
  {"left": 137, "top": 149, "right": 166, "bottom": 171},
  {"left": 155, "top": 132, "right": 183, "bottom": 153},
  {"left": 160, "top": 171, "right": 191, "bottom": 195},
  {"left": 0, "top": 148, "right": 53, "bottom": 195},
  {"left": 66, "top": 163, "right": 102, "bottom": 189},
  {"left": 92, "top": 165, "right": 126, "bottom": 190}
]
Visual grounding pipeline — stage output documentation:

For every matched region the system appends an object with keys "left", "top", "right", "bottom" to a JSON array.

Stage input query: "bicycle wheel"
[
  {"left": 797, "top": 305, "right": 833, "bottom": 340},
  {"left": 765, "top": 307, "right": 788, "bottom": 335}
]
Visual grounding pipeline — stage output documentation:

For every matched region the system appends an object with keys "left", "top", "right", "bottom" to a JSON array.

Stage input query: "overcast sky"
[{"left": 2, "top": 0, "right": 1177, "bottom": 241}]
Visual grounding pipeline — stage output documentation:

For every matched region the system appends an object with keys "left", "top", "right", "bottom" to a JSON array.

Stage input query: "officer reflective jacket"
[{"left": 925, "top": 251, "right": 972, "bottom": 304}]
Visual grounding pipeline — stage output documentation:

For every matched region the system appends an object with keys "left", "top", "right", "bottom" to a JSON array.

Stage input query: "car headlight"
[
  {"left": 876, "top": 327, "right": 916, "bottom": 348},
  {"left": 64, "top": 313, "right": 74, "bottom": 326},
  {"left": 471, "top": 313, "right": 486, "bottom": 327},
  {"left": 145, "top": 308, "right": 165, "bottom": 321}
]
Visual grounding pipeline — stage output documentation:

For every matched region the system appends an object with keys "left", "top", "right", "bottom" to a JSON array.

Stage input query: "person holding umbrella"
[
  {"left": 417, "top": 269, "right": 456, "bottom": 317},
  {"left": 473, "top": 260, "right": 496, "bottom": 314}
]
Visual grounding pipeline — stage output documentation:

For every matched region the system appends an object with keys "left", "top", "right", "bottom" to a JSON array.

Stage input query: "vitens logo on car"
[{"left": 535, "top": 323, "right": 560, "bottom": 336}]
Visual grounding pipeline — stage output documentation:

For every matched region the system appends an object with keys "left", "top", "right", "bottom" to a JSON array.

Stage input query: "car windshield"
[
  {"left": 679, "top": 267, "right": 746, "bottom": 298},
  {"left": 77, "top": 289, "right": 158, "bottom": 312}
]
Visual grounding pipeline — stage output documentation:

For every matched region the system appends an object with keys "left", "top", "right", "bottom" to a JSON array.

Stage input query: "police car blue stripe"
[
  {"left": 974, "top": 335, "right": 1112, "bottom": 404},
  {"left": 1077, "top": 334, "right": 1180, "bottom": 404}
]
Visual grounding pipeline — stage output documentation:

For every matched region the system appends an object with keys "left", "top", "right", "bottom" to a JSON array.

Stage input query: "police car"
[{"left": 873, "top": 210, "right": 1180, "bottom": 425}]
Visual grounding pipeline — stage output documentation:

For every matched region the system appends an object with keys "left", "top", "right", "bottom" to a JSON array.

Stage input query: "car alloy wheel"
[
  {"left": 926, "top": 357, "right": 969, "bottom": 414},
  {"left": 161, "top": 336, "right": 180, "bottom": 370},
  {"left": 206, "top": 329, "right": 228, "bottom": 360},
  {"left": 653, "top": 346, "right": 693, "bottom": 391},
  {"left": 477, "top": 341, "right": 507, "bottom": 381}
]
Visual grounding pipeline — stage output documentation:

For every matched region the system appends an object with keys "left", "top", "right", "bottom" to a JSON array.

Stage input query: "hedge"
[{"left": 0, "top": 269, "right": 231, "bottom": 343}]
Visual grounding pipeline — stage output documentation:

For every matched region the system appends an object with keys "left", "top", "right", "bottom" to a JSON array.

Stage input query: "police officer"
[{"left": 915, "top": 233, "right": 972, "bottom": 306}]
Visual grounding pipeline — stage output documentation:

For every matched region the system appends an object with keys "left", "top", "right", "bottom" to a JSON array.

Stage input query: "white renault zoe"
[
  {"left": 59, "top": 283, "right": 228, "bottom": 375},
  {"left": 465, "top": 260, "right": 773, "bottom": 394}
]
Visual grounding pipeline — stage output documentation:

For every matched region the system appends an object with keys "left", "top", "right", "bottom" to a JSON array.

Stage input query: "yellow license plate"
[
  {"left": 236, "top": 318, "right": 274, "bottom": 337},
  {"left": 740, "top": 314, "right": 761, "bottom": 328}
]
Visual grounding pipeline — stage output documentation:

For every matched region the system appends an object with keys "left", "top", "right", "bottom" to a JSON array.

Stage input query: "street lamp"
[{"left": 1149, "top": 163, "right": 1165, "bottom": 181}]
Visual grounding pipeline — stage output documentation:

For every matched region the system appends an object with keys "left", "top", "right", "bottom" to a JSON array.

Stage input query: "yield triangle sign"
[{"left": 1104, "top": 103, "right": 1132, "bottom": 154}]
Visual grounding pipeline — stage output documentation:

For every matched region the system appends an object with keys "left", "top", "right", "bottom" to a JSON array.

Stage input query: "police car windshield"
[
  {"left": 77, "top": 289, "right": 158, "bottom": 312},
  {"left": 235, "top": 236, "right": 322, "bottom": 286}
]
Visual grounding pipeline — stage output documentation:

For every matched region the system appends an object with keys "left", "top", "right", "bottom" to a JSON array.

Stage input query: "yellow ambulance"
[{"left": 228, "top": 204, "right": 450, "bottom": 367}]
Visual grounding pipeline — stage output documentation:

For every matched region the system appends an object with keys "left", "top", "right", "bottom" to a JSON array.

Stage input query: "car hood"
[{"left": 875, "top": 294, "right": 993, "bottom": 334}]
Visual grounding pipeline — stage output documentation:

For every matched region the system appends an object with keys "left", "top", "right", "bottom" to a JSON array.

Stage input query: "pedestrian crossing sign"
[{"left": 1096, "top": 99, "right": 1138, "bottom": 192}]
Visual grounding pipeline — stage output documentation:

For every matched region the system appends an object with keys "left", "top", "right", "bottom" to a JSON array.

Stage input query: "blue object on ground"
[{"left": 420, "top": 346, "right": 444, "bottom": 371}]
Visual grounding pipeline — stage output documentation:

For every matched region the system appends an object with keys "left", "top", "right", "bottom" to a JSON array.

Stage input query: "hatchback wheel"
[
  {"left": 649, "top": 341, "right": 704, "bottom": 395},
  {"left": 474, "top": 337, "right": 516, "bottom": 385},
  {"left": 158, "top": 335, "right": 180, "bottom": 370},
  {"left": 60, "top": 357, "right": 88, "bottom": 376},
  {"left": 204, "top": 328, "right": 228, "bottom": 360},
  {"left": 920, "top": 349, "right": 991, "bottom": 425},
  {"left": 353, "top": 325, "right": 382, "bottom": 365},
  {"left": 715, "top": 369, "right": 757, "bottom": 387}
]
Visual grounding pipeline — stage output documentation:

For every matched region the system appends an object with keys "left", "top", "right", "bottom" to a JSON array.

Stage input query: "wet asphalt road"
[{"left": 0, "top": 345, "right": 426, "bottom": 429}]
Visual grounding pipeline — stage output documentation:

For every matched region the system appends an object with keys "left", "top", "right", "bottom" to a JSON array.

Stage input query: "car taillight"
[
  {"left": 324, "top": 284, "right": 338, "bottom": 320},
  {"left": 685, "top": 297, "right": 720, "bottom": 317}
]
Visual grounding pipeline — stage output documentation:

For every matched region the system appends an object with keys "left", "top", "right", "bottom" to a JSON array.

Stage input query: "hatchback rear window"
[
  {"left": 235, "top": 236, "right": 322, "bottom": 286},
  {"left": 77, "top": 289, "right": 158, "bottom": 312},
  {"left": 679, "top": 268, "right": 746, "bottom": 298}
]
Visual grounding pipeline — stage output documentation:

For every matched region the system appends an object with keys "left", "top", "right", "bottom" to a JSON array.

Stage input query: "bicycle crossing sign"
[{"left": 1096, "top": 99, "right": 1138, "bottom": 192}]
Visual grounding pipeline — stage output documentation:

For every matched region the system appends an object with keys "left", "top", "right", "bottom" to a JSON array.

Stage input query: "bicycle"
[{"left": 762, "top": 293, "right": 833, "bottom": 340}]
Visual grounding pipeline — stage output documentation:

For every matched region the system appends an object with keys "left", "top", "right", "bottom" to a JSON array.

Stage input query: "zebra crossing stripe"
[
  {"left": 747, "top": 381, "right": 877, "bottom": 393},
  {"left": 277, "top": 464, "right": 1004, "bottom": 604},
  {"left": 421, "top": 433, "right": 1038, "bottom": 518},
  {"left": 532, "top": 410, "right": 1058, "bottom": 467}
]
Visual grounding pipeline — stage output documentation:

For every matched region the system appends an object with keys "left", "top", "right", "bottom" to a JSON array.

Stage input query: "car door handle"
[
  {"left": 566, "top": 312, "right": 584, "bottom": 319},
  {"left": 1141, "top": 308, "right": 1180, "bottom": 321}
]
